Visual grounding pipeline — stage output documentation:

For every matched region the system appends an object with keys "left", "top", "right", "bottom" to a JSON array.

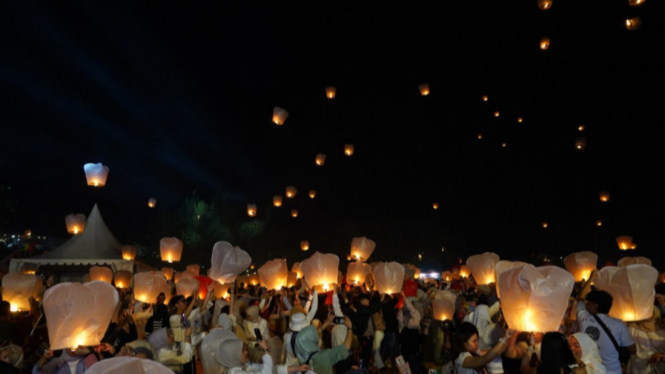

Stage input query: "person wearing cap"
[
  {"left": 295, "top": 316, "right": 354, "bottom": 374},
  {"left": 282, "top": 312, "right": 310, "bottom": 366}
]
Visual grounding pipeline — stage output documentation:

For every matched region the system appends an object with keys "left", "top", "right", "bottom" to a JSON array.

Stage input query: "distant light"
[
  {"left": 502, "top": 142, "right": 507, "bottom": 148},
  {"left": 578, "top": 125, "right": 585, "bottom": 131},
  {"left": 494, "top": 111, "right": 500, "bottom": 117},
  {"left": 482, "top": 95, "right": 488, "bottom": 102},
  {"left": 478, "top": 134, "right": 483, "bottom": 140},
  {"left": 517, "top": 117, "right": 523, "bottom": 123},
  {"left": 540, "top": 37, "right": 551, "bottom": 50}
]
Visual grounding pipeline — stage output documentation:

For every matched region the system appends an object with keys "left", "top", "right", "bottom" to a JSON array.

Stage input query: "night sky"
[{"left": 1, "top": 1, "right": 663, "bottom": 269}]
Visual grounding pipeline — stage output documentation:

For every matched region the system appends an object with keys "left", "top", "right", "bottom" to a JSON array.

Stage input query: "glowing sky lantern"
[
  {"left": 495, "top": 261, "right": 528, "bottom": 298},
  {"left": 482, "top": 95, "right": 488, "bottom": 102},
  {"left": 161, "top": 267, "right": 175, "bottom": 281},
  {"left": 292, "top": 262, "right": 303, "bottom": 279},
  {"left": 494, "top": 111, "right": 500, "bottom": 117},
  {"left": 596, "top": 264, "right": 658, "bottom": 321},
  {"left": 301, "top": 240, "right": 310, "bottom": 251},
  {"left": 599, "top": 190, "right": 610, "bottom": 202},
  {"left": 174, "top": 270, "right": 198, "bottom": 284},
  {"left": 176, "top": 278, "right": 199, "bottom": 298},
  {"left": 186, "top": 264, "right": 201, "bottom": 275},
  {"left": 273, "top": 196, "right": 283, "bottom": 207},
  {"left": 309, "top": 190, "right": 316, "bottom": 198},
  {"left": 347, "top": 261, "right": 371, "bottom": 285},
  {"left": 575, "top": 137, "right": 587, "bottom": 150},
  {"left": 628, "top": 0, "right": 645, "bottom": 5},
  {"left": 247, "top": 204, "right": 257, "bottom": 217},
  {"left": 499, "top": 264, "right": 574, "bottom": 332},
  {"left": 43, "top": 281, "right": 118, "bottom": 350},
  {"left": 517, "top": 117, "right": 523, "bottom": 123},
  {"left": 578, "top": 125, "right": 585, "bottom": 131},
  {"left": 148, "top": 198, "right": 157, "bottom": 208},
  {"left": 1, "top": 273, "right": 38, "bottom": 312},
  {"left": 258, "top": 259, "right": 288, "bottom": 290},
  {"left": 596, "top": 220, "right": 603, "bottom": 227},
  {"left": 114, "top": 270, "right": 133, "bottom": 289},
  {"left": 65, "top": 214, "right": 86, "bottom": 235},
  {"left": 300, "top": 252, "right": 339, "bottom": 290},
  {"left": 459, "top": 265, "right": 470, "bottom": 278},
  {"left": 325, "top": 86, "right": 336, "bottom": 99},
  {"left": 432, "top": 291, "right": 457, "bottom": 321},
  {"left": 616, "top": 236, "right": 634, "bottom": 250},
  {"left": 625, "top": 17, "right": 641, "bottom": 30},
  {"left": 160, "top": 237, "right": 183, "bottom": 263},
  {"left": 134, "top": 271, "right": 168, "bottom": 303},
  {"left": 478, "top": 134, "right": 483, "bottom": 140},
  {"left": 287, "top": 271, "right": 298, "bottom": 287},
  {"left": 466, "top": 252, "right": 500, "bottom": 285},
  {"left": 286, "top": 186, "right": 297, "bottom": 198},
  {"left": 83, "top": 163, "right": 109, "bottom": 187},
  {"left": 315, "top": 154, "right": 327, "bottom": 166},
  {"left": 418, "top": 83, "right": 430, "bottom": 96},
  {"left": 195, "top": 275, "right": 213, "bottom": 299},
  {"left": 537, "top": 0, "right": 553, "bottom": 10},
  {"left": 209, "top": 241, "right": 252, "bottom": 284},
  {"left": 272, "top": 107, "right": 288, "bottom": 125},
  {"left": 374, "top": 262, "right": 405, "bottom": 295},
  {"left": 542, "top": 222, "right": 548, "bottom": 228},
  {"left": 344, "top": 144, "right": 354, "bottom": 156},
  {"left": 212, "top": 281, "right": 233, "bottom": 300},
  {"left": 350, "top": 236, "right": 376, "bottom": 262},
  {"left": 248, "top": 273, "right": 260, "bottom": 286},
  {"left": 540, "top": 37, "right": 551, "bottom": 50},
  {"left": 618, "top": 257, "right": 651, "bottom": 267},
  {"left": 433, "top": 202, "right": 439, "bottom": 210},
  {"left": 89, "top": 266, "right": 113, "bottom": 284},
  {"left": 563, "top": 251, "right": 598, "bottom": 282},
  {"left": 121, "top": 245, "right": 137, "bottom": 260},
  {"left": 291, "top": 209, "right": 298, "bottom": 218}
]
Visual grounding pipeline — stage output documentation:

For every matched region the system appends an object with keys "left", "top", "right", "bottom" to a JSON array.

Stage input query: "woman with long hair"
[
  {"left": 453, "top": 322, "right": 515, "bottom": 374},
  {"left": 521, "top": 332, "right": 585, "bottom": 374}
]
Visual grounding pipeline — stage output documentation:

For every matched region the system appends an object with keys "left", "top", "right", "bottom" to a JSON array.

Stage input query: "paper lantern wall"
[
  {"left": 114, "top": 270, "right": 133, "bottom": 289},
  {"left": 209, "top": 241, "right": 252, "bottom": 284},
  {"left": 292, "top": 262, "right": 303, "bottom": 279},
  {"left": 350, "top": 236, "right": 376, "bottom": 261},
  {"left": 616, "top": 236, "right": 634, "bottom": 250},
  {"left": 161, "top": 267, "right": 175, "bottom": 281},
  {"left": 273, "top": 196, "right": 283, "bottom": 207},
  {"left": 499, "top": 265, "right": 574, "bottom": 332},
  {"left": 563, "top": 251, "right": 598, "bottom": 282},
  {"left": 374, "top": 262, "right": 405, "bottom": 295},
  {"left": 1, "top": 273, "right": 38, "bottom": 312},
  {"left": 466, "top": 252, "right": 500, "bottom": 285},
  {"left": 495, "top": 261, "right": 528, "bottom": 298},
  {"left": 309, "top": 190, "right": 316, "bottom": 199},
  {"left": 83, "top": 163, "right": 109, "bottom": 187},
  {"left": 618, "top": 257, "right": 651, "bottom": 267},
  {"left": 186, "top": 264, "right": 201, "bottom": 275},
  {"left": 347, "top": 261, "right": 371, "bottom": 285},
  {"left": 432, "top": 291, "right": 457, "bottom": 321},
  {"left": 301, "top": 241, "right": 310, "bottom": 251},
  {"left": 121, "top": 245, "right": 137, "bottom": 260},
  {"left": 286, "top": 186, "right": 297, "bottom": 198},
  {"left": 418, "top": 83, "right": 430, "bottom": 96},
  {"left": 65, "top": 214, "right": 86, "bottom": 234},
  {"left": 599, "top": 191, "right": 610, "bottom": 202},
  {"left": 300, "top": 252, "right": 339, "bottom": 289},
  {"left": 325, "top": 86, "right": 336, "bottom": 99},
  {"left": 537, "top": 0, "right": 553, "bottom": 10},
  {"left": 43, "top": 281, "right": 119, "bottom": 350},
  {"left": 258, "top": 259, "right": 288, "bottom": 290},
  {"left": 540, "top": 37, "right": 551, "bottom": 50},
  {"left": 176, "top": 278, "right": 199, "bottom": 298},
  {"left": 272, "top": 107, "right": 288, "bottom": 125},
  {"left": 160, "top": 237, "right": 183, "bottom": 263},
  {"left": 89, "top": 266, "right": 113, "bottom": 284},
  {"left": 247, "top": 204, "right": 257, "bottom": 217},
  {"left": 595, "top": 264, "right": 658, "bottom": 321},
  {"left": 315, "top": 154, "right": 327, "bottom": 166},
  {"left": 134, "top": 272, "right": 168, "bottom": 303},
  {"left": 344, "top": 144, "right": 354, "bottom": 156},
  {"left": 148, "top": 198, "right": 157, "bottom": 208}
]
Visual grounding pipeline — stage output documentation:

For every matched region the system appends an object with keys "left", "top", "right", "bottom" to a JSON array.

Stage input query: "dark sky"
[{"left": 1, "top": 1, "right": 663, "bottom": 269}]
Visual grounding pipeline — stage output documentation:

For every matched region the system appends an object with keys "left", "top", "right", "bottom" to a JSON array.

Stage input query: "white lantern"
[
  {"left": 114, "top": 270, "right": 133, "bottom": 289},
  {"left": 599, "top": 190, "right": 610, "bottom": 202},
  {"left": 300, "top": 252, "right": 339, "bottom": 290},
  {"left": 325, "top": 86, "right": 337, "bottom": 99},
  {"left": 287, "top": 272, "right": 298, "bottom": 287},
  {"left": 161, "top": 267, "right": 175, "bottom": 281},
  {"left": 309, "top": 190, "right": 316, "bottom": 199},
  {"left": 373, "top": 262, "right": 405, "bottom": 295},
  {"left": 173, "top": 270, "right": 197, "bottom": 284},
  {"left": 347, "top": 261, "right": 371, "bottom": 285},
  {"left": 286, "top": 186, "right": 297, "bottom": 198},
  {"left": 618, "top": 257, "right": 651, "bottom": 267},
  {"left": 160, "top": 237, "right": 183, "bottom": 263},
  {"left": 247, "top": 204, "right": 257, "bottom": 217},
  {"left": 86, "top": 357, "right": 172, "bottom": 374},
  {"left": 540, "top": 37, "right": 551, "bottom": 50},
  {"left": 595, "top": 265, "right": 658, "bottom": 321},
  {"left": 301, "top": 241, "right": 310, "bottom": 251},
  {"left": 89, "top": 266, "right": 113, "bottom": 284},
  {"left": 148, "top": 198, "right": 157, "bottom": 208},
  {"left": 213, "top": 281, "right": 233, "bottom": 300},
  {"left": 121, "top": 245, "right": 137, "bottom": 260},
  {"left": 459, "top": 265, "right": 470, "bottom": 278},
  {"left": 499, "top": 265, "right": 574, "bottom": 332},
  {"left": 292, "top": 262, "right": 303, "bottom": 279},
  {"left": 43, "top": 281, "right": 119, "bottom": 350},
  {"left": 272, "top": 107, "right": 289, "bottom": 125},
  {"left": 83, "top": 163, "right": 109, "bottom": 187},
  {"left": 186, "top": 264, "right": 201, "bottom": 274},
  {"left": 575, "top": 137, "right": 587, "bottom": 150},
  {"left": 432, "top": 291, "right": 457, "bottom": 321},
  {"left": 273, "top": 196, "right": 283, "bottom": 207},
  {"left": 65, "top": 213, "right": 86, "bottom": 235},
  {"left": 495, "top": 261, "right": 528, "bottom": 298},
  {"left": 209, "top": 241, "right": 252, "bottom": 284},
  {"left": 616, "top": 236, "right": 633, "bottom": 250},
  {"left": 466, "top": 252, "right": 500, "bottom": 285},
  {"left": 344, "top": 144, "right": 354, "bottom": 156},
  {"left": 418, "top": 83, "right": 430, "bottom": 96},
  {"left": 1, "top": 273, "right": 38, "bottom": 312},
  {"left": 315, "top": 154, "right": 327, "bottom": 166},
  {"left": 134, "top": 271, "right": 168, "bottom": 304},
  {"left": 350, "top": 236, "right": 376, "bottom": 262},
  {"left": 258, "top": 259, "right": 288, "bottom": 291},
  {"left": 563, "top": 251, "right": 598, "bottom": 282},
  {"left": 176, "top": 278, "right": 199, "bottom": 298}
]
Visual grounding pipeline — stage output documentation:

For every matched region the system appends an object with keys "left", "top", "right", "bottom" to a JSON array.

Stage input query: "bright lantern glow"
[
  {"left": 344, "top": 144, "right": 354, "bottom": 156},
  {"left": 273, "top": 196, "right": 283, "bottom": 207},
  {"left": 596, "top": 220, "right": 602, "bottom": 227},
  {"left": 478, "top": 134, "right": 482, "bottom": 140},
  {"left": 160, "top": 237, "right": 183, "bottom": 263},
  {"left": 542, "top": 222, "right": 548, "bottom": 228},
  {"left": 628, "top": 0, "right": 644, "bottom": 5},
  {"left": 482, "top": 95, "right": 488, "bottom": 102},
  {"left": 599, "top": 191, "right": 610, "bottom": 202},
  {"left": 148, "top": 198, "right": 157, "bottom": 208},
  {"left": 325, "top": 86, "right": 336, "bottom": 99},
  {"left": 301, "top": 241, "right": 309, "bottom": 251},
  {"left": 540, "top": 37, "right": 551, "bottom": 50},
  {"left": 286, "top": 186, "right": 297, "bottom": 198},
  {"left": 466, "top": 252, "right": 500, "bottom": 285},
  {"left": 433, "top": 202, "right": 439, "bottom": 210},
  {"left": 494, "top": 111, "right": 500, "bottom": 117},
  {"left": 65, "top": 214, "right": 86, "bottom": 235},
  {"left": 502, "top": 143, "right": 507, "bottom": 148},
  {"left": 83, "top": 163, "right": 109, "bottom": 187},
  {"left": 291, "top": 209, "right": 298, "bottom": 218},
  {"left": 537, "top": 0, "right": 552, "bottom": 10},
  {"left": 626, "top": 17, "right": 641, "bottom": 30},
  {"left": 418, "top": 84, "right": 430, "bottom": 96},
  {"left": 247, "top": 204, "right": 257, "bottom": 217},
  {"left": 10, "top": 304, "right": 18, "bottom": 312},
  {"left": 272, "top": 107, "right": 289, "bottom": 125},
  {"left": 616, "top": 236, "right": 633, "bottom": 250},
  {"left": 518, "top": 117, "right": 523, "bottom": 123},
  {"left": 315, "top": 154, "right": 327, "bottom": 166},
  {"left": 576, "top": 137, "right": 587, "bottom": 150},
  {"left": 121, "top": 245, "right": 137, "bottom": 260},
  {"left": 309, "top": 190, "right": 316, "bottom": 199},
  {"left": 578, "top": 125, "right": 585, "bottom": 131}
]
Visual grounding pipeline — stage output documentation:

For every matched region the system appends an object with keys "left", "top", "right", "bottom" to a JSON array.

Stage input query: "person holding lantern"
[
  {"left": 519, "top": 332, "right": 585, "bottom": 374},
  {"left": 453, "top": 322, "right": 516, "bottom": 374},
  {"left": 625, "top": 306, "right": 665, "bottom": 374}
]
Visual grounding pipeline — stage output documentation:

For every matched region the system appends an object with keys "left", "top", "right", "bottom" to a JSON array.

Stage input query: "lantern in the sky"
[
  {"left": 433, "top": 202, "right": 439, "bottom": 210},
  {"left": 466, "top": 252, "right": 500, "bottom": 285},
  {"left": 195, "top": 275, "right": 213, "bottom": 299},
  {"left": 272, "top": 107, "right": 289, "bottom": 125},
  {"left": 482, "top": 95, "right": 488, "bottom": 102},
  {"left": 518, "top": 117, "right": 523, "bottom": 123},
  {"left": 286, "top": 186, "right": 297, "bottom": 198},
  {"left": 291, "top": 209, "right": 298, "bottom": 218},
  {"left": 212, "top": 281, "right": 232, "bottom": 300},
  {"left": 273, "top": 196, "right": 283, "bottom": 207},
  {"left": 114, "top": 270, "right": 133, "bottom": 289},
  {"left": 301, "top": 241, "right": 310, "bottom": 251},
  {"left": 542, "top": 222, "right": 548, "bottom": 228},
  {"left": 599, "top": 191, "right": 610, "bottom": 202},
  {"left": 618, "top": 257, "right": 651, "bottom": 267},
  {"left": 575, "top": 137, "right": 587, "bottom": 150},
  {"left": 495, "top": 261, "right": 528, "bottom": 298},
  {"left": 186, "top": 264, "right": 201, "bottom": 274},
  {"left": 344, "top": 144, "right": 354, "bottom": 156},
  {"left": 563, "top": 251, "right": 598, "bottom": 282},
  {"left": 287, "top": 272, "right": 298, "bottom": 288},
  {"left": 418, "top": 84, "right": 430, "bottom": 96},
  {"left": 247, "top": 204, "right": 257, "bottom": 217},
  {"left": 478, "top": 134, "right": 483, "bottom": 140},
  {"left": 373, "top": 262, "right": 405, "bottom": 295},
  {"left": 121, "top": 245, "right": 137, "bottom": 260},
  {"left": 176, "top": 278, "right": 199, "bottom": 298},
  {"left": 300, "top": 252, "right": 339, "bottom": 290},
  {"left": 502, "top": 142, "right": 507, "bottom": 148},
  {"left": 258, "top": 259, "right": 288, "bottom": 290},
  {"left": 459, "top": 265, "right": 471, "bottom": 278},
  {"left": 625, "top": 17, "right": 641, "bottom": 30},
  {"left": 596, "top": 264, "right": 658, "bottom": 321},
  {"left": 596, "top": 220, "right": 603, "bottom": 227},
  {"left": 89, "top": 266, "right": 113, "bottom": 284},
  {"left": 83, "top": 163, "right": 109, "bottom": 187},
  {"left": 325, "top": 86, "right": 336, "bottom": 99},
  {"left": 540, "top": 37, "right": 551, "bottom": 50},
  {"left": 347, "top": 261, "right": 371, "bottom": 285},
  {"left": 148, "top": 198, "right": 157, "bottom": 208},
  {"left": 65, "top": 214, "right": 86, "bottom": 235},
  {"left": 43, "top": 281, "right": 119, "bottom": 350},
  {"left": 350, "top": 236, "right": 376, "bottom": 262},
  {"left": 161, "top": 267, "right": 175, "bottom": 281},
  {"left": 160, "top": 237, "right": 183, "bottom": 263},
  {"left": 499, "top": 264, "right": 574, "bottom": 332},
  {"left": 628, "top": 0, "right": 645, "bottom": 5},
  {"left": 134, "top": 271, "right": 168, "bottom": 303},
  {"left": 432, "top": 291, "right": 457, "bottom": 321},
  {"left": 248, "top": 273, "right": 260, "bottom": 286},
  {"left": 174, "top": 270, "right": 198, "bottom": 284},
  {"left": 309, "top": 190, "right": 316, "bottom": 198},
  {"left": 616, "top": 236, "right": 634, "bottom": 250},
  {"left": 1, "top": 273, "right": 38, "bottom": 312},
  {"left": 290, "top": 262, "right": 302, "bottom": 280},
  {"left": 578, "top": 125, "right": 585, "bottom": 131},
  {"left": 494, "top": 111, "right": 500, "bottom": 117},
  {"left": 537, "top": 0, "right": 553, "bottom": 10},
  {"left": 315, "top": 154, "right": 327, "bottom": 166},
  {"left": 209, "top": 241, "right": 252, "bottom": 284}
]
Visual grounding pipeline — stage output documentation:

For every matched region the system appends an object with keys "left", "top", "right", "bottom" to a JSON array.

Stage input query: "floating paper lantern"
[
  {"left": 272, "top": 107, "right": 288, "bottom": 125},
  {"left": 433, "top": 202, "right": 439, "bottom": 210},
  {"left": 315, "top": 154, "right": 327, "bottom": 166},
  {"left": 161, "top": 267, "right": 175, "bottom": 281},
  {"left": 325, "top": 86, "right": 336, "bottom": 99},
  {"left": 174, "top": 270, "right": 197, "bottom": 284},
  {"left": 374, "top": 262, "right": 405, "bottom": 295},
  {"left": 273, "top": 196, "right": 283, "bottom": 207},
  {"left": 628, "top": 0, "right": 645, "bottom": 5},
  {"left": 618, "top": 257, "right": 651, "bottom": 267},
  {"left": 83, "top": 163, "right": 109, "bottom": 187},
  {"left": 432, "top": 291, "right": 457, "bottom": 321},
  {"left": 599, "top": 191, "right": 610, "bottom": 202},
  {"left": 213, "top": 281, "right": 233, "bottom": 299},
  {"left": 248, "top": 273, "right": 260, "bottom": 286},
  {"left": 626, "top": 17, "right": 641, "bottom": 30},
  {"left": 114, "top": 270, "right": 133, "bottom": 289},
  {"left": 160, "top": 237, "right": 183, "bottom": 263},
  {"left": 309, "top": 190, "right": 316, "bottom": 199},
  {"left": 518, "top": 117, "right": 523, "bottom": 123},
  {"left": 195, "top": 275, "right": 213, "bottom": 299},
  {"left": 482, "top": 95, "right": 488, "bottom": 102},
  {"left": 477, "top": 134, "right": 482, "bottom": 140},
  {"left": 575, "top": 137, "right": 587, "bottom": 150},
  {"left": 291, "top": 209, "right": 298, "bottom": 218},
  {"left": 350, "top": 236, "right": 376, "bottom": 262},
  {"left": 596, "top": 264, "right": 658, "bottom": 321},
  {"left": 495, "top": 261, "right": 528, "bottom": 298},
  {"left": 292, "top": 262, "right": 303, "bottom": 279},
  {"left": 502, "top": 142, "right": 507, "bottom": 148},
  {"left": 300, "top": 252, "right": 339, "bottom": 289},
  {"left": 65, "top": 214, "right": 86, "bottom": 235},
  {"left": 43, "top": 281, "right": 118, "bottom": 350},
  {"left": 537, "top": 0, "right": 553, "bottom": 10},
  {"left": 347, "top": 261, "right": 371, "bottom": 285},
  {"left": 301, "top": 241, "right": 310, "bottom": 251},
  {"left": 494, "top": 111, "right": 500, "bottom": 117},
  {"left": 176, "top": 278, "right": 199, "bottom": 298},
  {"left": 419, "top": 84, "right": 430, "bottom": 96},
  {"left": 344, "top": 144, "right": 354, "bottom": 156},
  {"left": 467, "top": 252, "right": 500, "bottom": 285},
  {"left": 578, "top": 125, "right": 585, "bottom": 131},
  {"left": 1, "top": 273, "right": 38, "bottom": 312},
  {"left": 247, "top": 204, "right": 257, "bottom": 217},
  {"left": 564, "top": 251, "right": 598, "bottom": 282},
  {"left": 631, "top": 243, "right": 638, "bottom": 250},
  {"left": 90, "top": 266, "right": 113, "bottom": 284},
  {"left": 148, "top": 198, "right": 156, "bottom": 208},
  {"left": 287, "top": 272, "right": 298, "bottom": 287},
  {"left": 616, "top": 236, "right": 634, "bottom": 250},
  {"left": 209, "top": 242, "right": 252, "bottom": 284},
  {"left": 121, "top": 245, "right": 137, "bottom": 260},
  {"left": 540, "top": 37, "right": 551, "bottom": 50},
  {"left": 499, "top": 265, "right": 574, "bottom": 332},
  {"left": 259, "top": 259, "right": 288, "bottom": 290},
  {"left": 542, "top": 222, "right": 548, "bottom": 228},
  {"left": 186, "top": 264, "right": 201, "bottom": 275},
  {"left": 459, "top": 265, "right": 470, "bottom": 278},
  {"left": 596, "top": 220, "right": 603, "bottom": 227},
  {"left": 134, "top": 271, "right": 168, "bottom": 303},
  {"left": 286, "top": 186, "right": 297, "bottom": 198},
  {"left": 20, "top": 263, "right": 39, "bottom": 275}
]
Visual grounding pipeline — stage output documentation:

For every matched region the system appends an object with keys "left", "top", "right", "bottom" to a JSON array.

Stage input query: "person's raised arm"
[
  {"left": 343, "top": 316, "right": 354, "bottom": 350},
  {"left": 462, "top": 329, "right": 516, "bottom": 369},
  {"left": 578, "top": 269, "right": 597, "bottom": 301},
  {"left": 306, "top": 290, "right": 318, "bottom": 322}
]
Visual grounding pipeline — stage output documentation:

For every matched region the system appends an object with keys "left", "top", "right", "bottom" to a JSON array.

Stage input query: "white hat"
[{"left": 289, "top": 313, "right": 309, "bottom": 332}]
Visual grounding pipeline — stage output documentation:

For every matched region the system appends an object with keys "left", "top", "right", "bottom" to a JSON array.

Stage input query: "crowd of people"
[{"left": 1, "top": 267, "right": 665, "bottom": 374}]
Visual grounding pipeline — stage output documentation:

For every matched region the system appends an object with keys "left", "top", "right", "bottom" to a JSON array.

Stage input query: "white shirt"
[
  {"left": 455, "top": 352, "right": 480, "bottom": 374},
  {"left": 626, "top": 326, "right": 665, "bottom": 374}
]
